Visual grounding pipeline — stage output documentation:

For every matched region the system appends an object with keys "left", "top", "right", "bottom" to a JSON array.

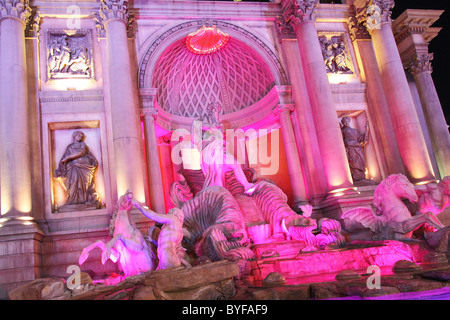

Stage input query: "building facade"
[{"left": 0, "top": 0, "right": 449, "bottom": 298}]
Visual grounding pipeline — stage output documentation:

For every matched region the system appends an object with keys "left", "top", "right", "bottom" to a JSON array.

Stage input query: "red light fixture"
[{"left": 186, "top": 25, "right": 230, "bottom": 55}]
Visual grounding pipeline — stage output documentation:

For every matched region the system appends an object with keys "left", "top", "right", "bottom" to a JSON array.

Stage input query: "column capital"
[
  {"left": 276, "top": 15, "right": 296, "bottom": 40},
  {"left": 274, "top": 104, "right": 295, "bottom": 117},
  {"left": 281, "top": 0, "right": 319, "bottom": 29},
  {"left": 140, "top": 108, "right": 159, "bottom": 121},
  {"left": 353, "top": 0, "right": 395, "bottom": 34},
  {"left": 347, "top": 6, "right": 371, "bottom": 42},
  {"left": 0, "top": 0, "right": 31, "bottom": 23},
  {"left": 405, "top": 53, "right": 434, "bottom": 77},
  {"left": 94, "top": 0, "right": 135, "bottom": 38}
]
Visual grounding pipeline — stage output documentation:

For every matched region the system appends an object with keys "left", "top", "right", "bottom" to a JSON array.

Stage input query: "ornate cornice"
[
  {"left": 0, "top": 0, "right": 31, "bottom": 23},
  {"left": 405, "top": 53, "right": 434, "bottom": 76},
  {"left": 282, "top": 0, "right": 319, "bottom": 29}
]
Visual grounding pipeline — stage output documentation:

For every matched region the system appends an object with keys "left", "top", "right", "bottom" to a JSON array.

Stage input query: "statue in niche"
[
  {"left": 194, "top": 103, "right": 255, "bottom": 193},
  {"left": 47, "top": 34, "right": 92, "bottom": 78},
  {"left": 54, "top": 130, "right": 102, "bottom": 211},
  {"left": 131, "top": 200, "right": 191, "bottom": 270},
  {"left": 319, "top": 35, "right": 352, "bottom": 74},
  {"left": 340, "top": 117, "right": 374, "bottom": 186}
]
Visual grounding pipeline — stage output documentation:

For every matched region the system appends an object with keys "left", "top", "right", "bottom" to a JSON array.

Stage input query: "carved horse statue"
[
  {"left": 341, "top": 174, "right": 445, "bottom": 240},
  {"left": 416, "top": 176, "right": 450, "bottom": 216},
  {"left": 79, "top": 191, "right": 157, "bottom": 277}
]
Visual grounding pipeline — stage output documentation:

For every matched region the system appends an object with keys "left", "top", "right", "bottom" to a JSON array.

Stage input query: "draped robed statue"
[{"left": 54, "top": 130, "right": 103, "bottom": 211}]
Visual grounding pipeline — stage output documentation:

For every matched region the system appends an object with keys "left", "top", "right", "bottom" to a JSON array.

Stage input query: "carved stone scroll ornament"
[
  {"left": 0, "top": 0, "right": 31, "bottom": 21},
  {"left": 354, "top": 0, "right": 395, "bottom": 34},
  {"left": 282, "top": 0, "right": 319, "bottom": 29},
  {"left": 93, "top": 0, "right": 135, "bottom": 38},
  {"left": 405, "top": 53, "right": 434, "bottom": 77}
]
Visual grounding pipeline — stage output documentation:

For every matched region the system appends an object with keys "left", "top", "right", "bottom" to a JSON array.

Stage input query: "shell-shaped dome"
[{"left": 152, "top": 34, "right": 275, "bottom": 118}]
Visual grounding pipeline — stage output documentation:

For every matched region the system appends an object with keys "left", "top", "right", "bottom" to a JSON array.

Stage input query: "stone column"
[
  {"left": 96, "top": 0, "right": 146, "bottom": 201},
  {"left": 276, "top": 17, "right": 328, "bottom": 202},
  {"left": 281, "top": 0, "right": 354, "bottom": 192},
  {"left": 354, "top": 0, "right": 435, "bottom": 183},
  {"left": 347, "top": 9, "right": 405, "bottom": 177},
  {"left": 407, "top": 54, "right": 450, "bottom": 178},
  {"left": 390, "top": 8, "right": 450, "bottom": 178},
  {"left": 139, "top": 89, "right": 165, "bottom": 213},
  {"left": 0, "top": 0, "right": 32, "bottom": 216},
  {"left": 274, "top": 102, "right": 308, "bottom": 205}
]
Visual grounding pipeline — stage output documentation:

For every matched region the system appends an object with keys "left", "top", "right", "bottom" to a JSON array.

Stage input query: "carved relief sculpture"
[
  {"left": 319, "top": 35, "right": 353, "bottom": 74},
  {"left": 54, "top": 130, "right": 102, "bottom": 211},
  {"left": 47, "top": 31, "right": 93, "bottom": 80},
  {"left": 340, "top": 117, "right": 373, "bottom": 185}
]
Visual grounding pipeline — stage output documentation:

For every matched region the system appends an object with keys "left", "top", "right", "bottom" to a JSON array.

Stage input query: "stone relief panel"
[
  {"left": 318, "top": 32, "right": 354, "bottom": 75},
  {"left": 46, "top": 29, "right": 94, "bottom": 81}
]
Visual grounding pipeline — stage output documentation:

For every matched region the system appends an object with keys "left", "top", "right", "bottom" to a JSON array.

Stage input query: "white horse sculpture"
[
  {"left": 78, "top": 191, "right": 157, "bottom": 277},
  {"left": 341, "top": 174, "right": 445, "bottom": 240}
]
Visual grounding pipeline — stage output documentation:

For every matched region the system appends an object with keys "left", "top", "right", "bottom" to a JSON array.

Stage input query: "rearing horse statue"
[
  {"left": 78, "top": 190, "right": 157, "bottom": 277},
  {"left": 341, "top": 174, "right": 445, "bottom": 240}
]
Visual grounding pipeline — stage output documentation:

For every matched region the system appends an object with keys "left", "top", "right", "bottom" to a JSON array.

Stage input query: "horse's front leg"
[
  {"left": 102, "top": 236, "right": 121, "bottom": 264},
  {"left": 401, "top": 213, "right": 445, "bottom": 235},
  {"left": 79, "top": 240, "right": 106, "bottom": 265}
]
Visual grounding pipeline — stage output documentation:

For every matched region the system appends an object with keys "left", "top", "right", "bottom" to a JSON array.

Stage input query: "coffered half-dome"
[{"left": 152, "top": 31, "right": 275, "bottom": 118}]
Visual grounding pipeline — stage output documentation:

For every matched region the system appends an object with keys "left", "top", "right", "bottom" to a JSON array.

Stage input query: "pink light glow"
[{"left": 186, "top": 25, "right": 230, "bottom": 55}]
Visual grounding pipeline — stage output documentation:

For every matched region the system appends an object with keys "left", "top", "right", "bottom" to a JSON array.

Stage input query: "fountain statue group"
[{"left": 77, "top": 103, "right": 450, "bottom": 278}]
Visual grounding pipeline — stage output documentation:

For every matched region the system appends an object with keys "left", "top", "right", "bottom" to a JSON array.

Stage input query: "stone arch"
[{"left": 138, "top": 19, "right": 288, "bottom": 90}]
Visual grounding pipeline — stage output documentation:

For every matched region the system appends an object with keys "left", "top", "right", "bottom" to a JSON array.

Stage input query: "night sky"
[{"left": 392, "top": 0, "right": 450, "bottom": 127}]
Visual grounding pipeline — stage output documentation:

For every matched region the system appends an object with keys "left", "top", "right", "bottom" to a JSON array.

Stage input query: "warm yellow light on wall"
[
  {"left": 327, "top": 73, "right": 356, "bottom": 85},
  {"left": 54, "top": 79, "right": 93, "bottom": 91}
]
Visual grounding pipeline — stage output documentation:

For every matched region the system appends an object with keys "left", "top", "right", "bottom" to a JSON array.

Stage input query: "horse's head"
[{"left": 390, "top": 174, "right": 418, "bottom": 203}]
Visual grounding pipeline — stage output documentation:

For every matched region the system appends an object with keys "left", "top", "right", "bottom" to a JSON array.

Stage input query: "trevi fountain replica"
[{"left": 2, "top": 0, "right": 450, "bottom": 302}]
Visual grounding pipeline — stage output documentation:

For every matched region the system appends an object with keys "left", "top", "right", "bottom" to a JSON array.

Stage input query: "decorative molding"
[
  {"left": 405, "top": 53, "right": 434, "bottom": 76},
  {"left": 140, "top": 108, "right": 159, "bottom": 121},
  {"left": 138, "top": 19, "right": 288, "bottom": 89},
  {"left": 25, "top": 9, "right": 40, "bottom": 38},
  {"left": 353, "top": 0, "right": 394, "bottom": 35},
  {"left": 0, "top": 0, "right": 31, "bottom": 22},
  {"left": 282, "top": 0, "right": 319, "bottom": 29},
  {"left": 276, "top": 15, "right": 296, "bottom": 40},
  {"left": 274, "top": 103, "right": 295, "bottom": 117},
  {"left": 93, "top": 0, "right": 135, "bottom": 39},
  {"left": 347, "top": 6, "right": 371, "bottom": 42}
]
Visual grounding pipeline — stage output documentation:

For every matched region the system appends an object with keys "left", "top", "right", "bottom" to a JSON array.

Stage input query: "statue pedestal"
[{"left": 313, "top": 185, "right": 378, "bottom": 221}]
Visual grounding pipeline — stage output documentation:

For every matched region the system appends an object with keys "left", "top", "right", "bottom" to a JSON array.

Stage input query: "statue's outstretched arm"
[{"left": 132, "top": 200, "right": 173, "bottom": 224}]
